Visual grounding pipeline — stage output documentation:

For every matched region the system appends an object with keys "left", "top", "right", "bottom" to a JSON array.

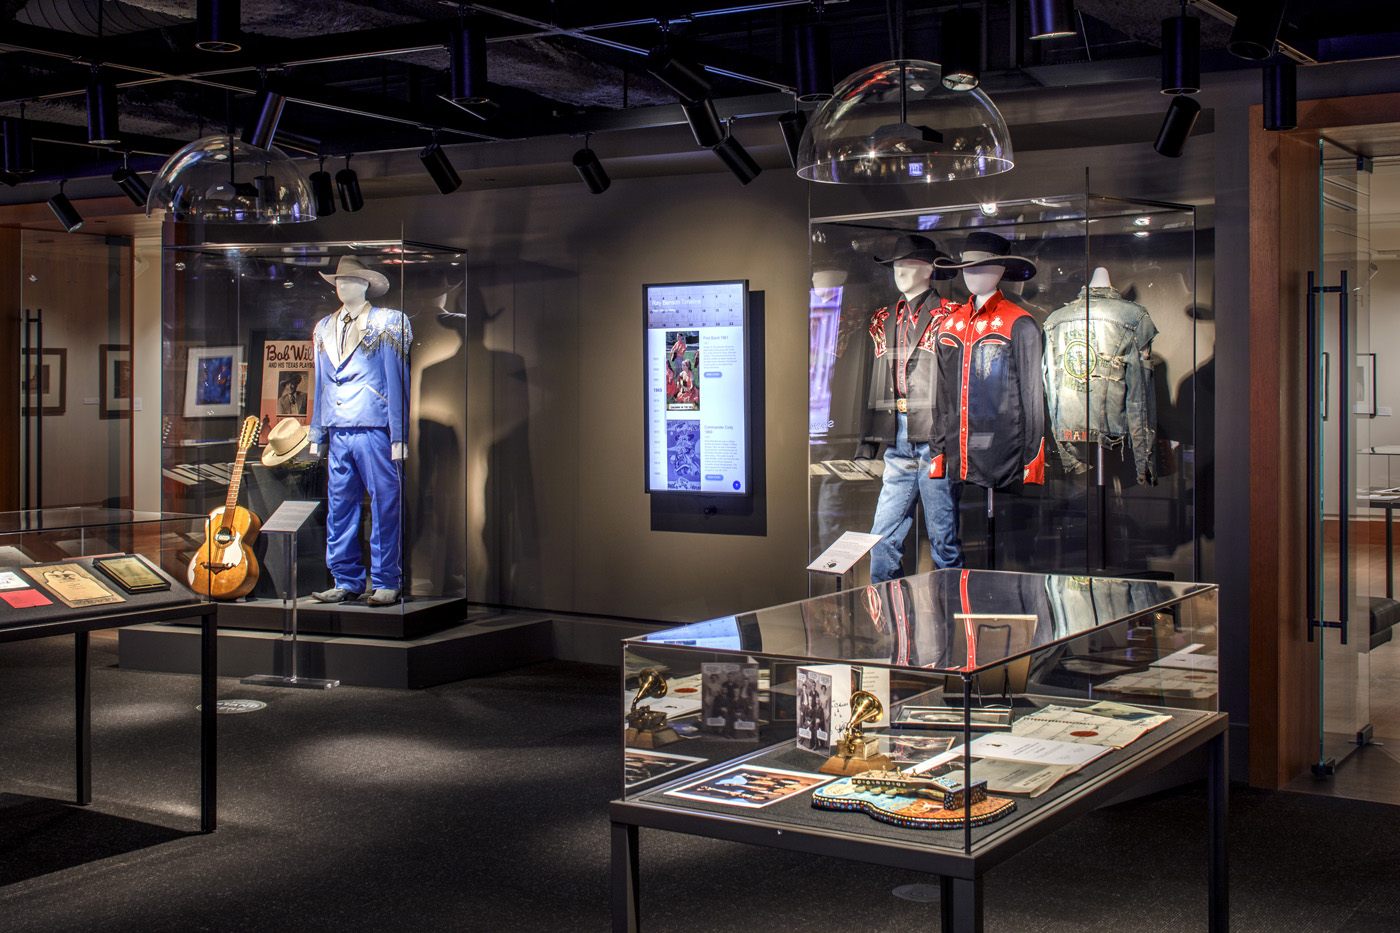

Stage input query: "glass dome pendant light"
[
  {"left": 795, "top": 59, "right": 1014, "bottom": 184},
  {"left": 146, "top": 132, "right": 316, "bottom": 223}
]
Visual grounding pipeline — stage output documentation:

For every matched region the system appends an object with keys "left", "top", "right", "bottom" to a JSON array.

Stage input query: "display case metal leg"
[
  {"left": 1208, "top": 731, "right": 1229, "bottom": 931},
  {"left": 200, "top": 609, "right": 217, "bottom": 832},
  {"left": 612, "top": 821, "right": 640, "bottom": 933},
  {"left": 939, "top": 876, "right": 982, "bottom": 933},
  {"left": 75, "top": 631, "right": 90, "bottom": 806}
]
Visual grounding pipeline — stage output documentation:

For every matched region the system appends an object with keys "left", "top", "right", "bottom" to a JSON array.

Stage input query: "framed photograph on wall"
[
  {"left": 21, "top": 348, "right": 66, "bottom": 416},
  {"left": 100, "top": 344, "right": 132, "bottom": 420},
  {"left": 184, "top": 345, "right": 244, "bottom": 418}
]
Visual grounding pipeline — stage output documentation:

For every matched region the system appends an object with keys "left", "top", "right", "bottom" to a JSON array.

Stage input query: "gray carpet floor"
[{"left": 0, "top": 632, "right": 1397, "bottom": 932}]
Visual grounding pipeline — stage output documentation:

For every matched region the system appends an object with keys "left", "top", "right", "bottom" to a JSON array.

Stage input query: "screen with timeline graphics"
[{"left": 644, "top": 280, "right": 750, "bottom": 495}]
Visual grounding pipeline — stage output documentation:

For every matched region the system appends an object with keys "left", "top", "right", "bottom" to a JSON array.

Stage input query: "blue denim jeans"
[{"left": 868, "top": 413, "right": 963, "bottom": 582}]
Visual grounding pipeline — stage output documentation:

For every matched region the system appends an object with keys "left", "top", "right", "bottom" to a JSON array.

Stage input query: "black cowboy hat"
[
  {"left": 873, "top": 234, "right": 959, "bottom": 280},
  {"left": 933, "top": 231, "right": 1038, "bottom": 282}
]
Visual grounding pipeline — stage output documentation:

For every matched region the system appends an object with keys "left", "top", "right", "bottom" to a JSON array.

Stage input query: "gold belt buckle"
[{"left": 896, "top": 398, "right": 908, "bottom": 413}]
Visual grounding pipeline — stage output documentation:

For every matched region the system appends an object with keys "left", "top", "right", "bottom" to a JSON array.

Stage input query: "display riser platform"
[
  {"left": 117, "top": 609, "right": 660, "bottom": 689},
  {"left": 211, "top": 595, "right": 465, "bottom": 640}
]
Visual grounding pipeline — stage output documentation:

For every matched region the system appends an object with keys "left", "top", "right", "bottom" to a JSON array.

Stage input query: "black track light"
[
  {"left": 713, "top": 129, "right": 761, "bottom": 186},
  {"left": 941, "top": 9, "right": 981, "bottom": 91},
  {"left": 48, "top": 182, "right": 83, "bottom": 233},
  {"left": 645, "top": 47, "right": 711, "bottom": 103},
  {"left": 682, "top": 98, "right": 725, "bottom": 148},
  {"left": 196, "top": 0, "right": 241, "bottom": 52},
  {"left": 1263, "top": 61, "right": 1298, "bottom": 131},
  {"left": 87, "top": 72, "right": 120, "bottom": 145},
  {"left": 795, "top": 22, "right": 832, "bottom": 102},
  {"left": 420, "top": 140, "right": 461, "bottom": 194},
  {"left": 1029, "top": 0, "right": 1076, "bottom": 40},
  {"left": 442, "top": 24, "right": 490, "bottom": 108},
  {"left": 112, "top": 161, "right": 150, "bottom": 208},
  {"left": 1229, "top": 0, "right": 1286, "bottom": 61},
  {"left": 1161, "top": 15, "right": 1200, "bottom": 95},
  {"left": 1154, "top": 94, "right": 1201, "bottom": 158},
  {"left": 310, "top": 159, "right": 337, "bottom": 216},
  {"left": 3, "top": 116, "right": 32, "bottom": 175},
  {"left": 572, "top": 141, "right": 610, "bottom": 194},
  {"left": 242, "top": 88, "right": 285, "bottom": 150},
  {"left": 336, "top": 156, "right": 363, "bottom": 212},
  {"left": 778, "top": 109, "right": 808, "bottom": 168}
]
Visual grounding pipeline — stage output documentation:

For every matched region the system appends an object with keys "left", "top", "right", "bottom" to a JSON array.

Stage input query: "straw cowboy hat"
[
  {"left": 319, "top": 255, "right": 390, "bottom": 298},
  {"left": 934, "top": 231, "right": 1038, "bottom": 282},
  {"left": 261, "top": 417, "right": 310, "bottom": 467},
  {"left": 873, "top": 234, "right": 958, "bottom": 280}
]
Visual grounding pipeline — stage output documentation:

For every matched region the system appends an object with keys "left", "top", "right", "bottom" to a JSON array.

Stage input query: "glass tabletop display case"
[{"left": 614, "top": 570, "right": 1226, "bottom": 930}]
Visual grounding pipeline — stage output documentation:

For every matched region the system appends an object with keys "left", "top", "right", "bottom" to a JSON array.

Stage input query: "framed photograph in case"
[
  {"left": 184, "top": 345, "right": 245, "bottom": 418},
  {"left": 92, "top": 554, "right": 172, "bottom": 594},
  {"left": 100, "top": 344, "right": 133, "bottom": 419}
]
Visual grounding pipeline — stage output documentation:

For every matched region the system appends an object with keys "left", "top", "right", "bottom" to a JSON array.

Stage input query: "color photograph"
[{"left": 664, "top": 765, "right": 833, "bottom": 809}]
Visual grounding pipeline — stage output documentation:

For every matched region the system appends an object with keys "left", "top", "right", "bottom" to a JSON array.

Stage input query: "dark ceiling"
[{"left": 2, "top": 0, "right": 1399, "bottom": 188}]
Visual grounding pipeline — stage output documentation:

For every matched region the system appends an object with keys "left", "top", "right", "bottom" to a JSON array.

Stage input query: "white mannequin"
[
  {"left": 892, "top": 258, "right": 934, "bottom": 300},
  {"left": 962, "top": 265, "right": 1007, "bottom": 309},
  {"left": 1089, "top": 266, "right": 1113, "bottom": 289}
]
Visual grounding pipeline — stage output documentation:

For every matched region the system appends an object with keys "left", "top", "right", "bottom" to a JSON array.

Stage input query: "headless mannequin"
[
  {"left": 963, "top": 264, "right": 1007, "bottom": 309},
  {"left": 1089, "top": 266, "right": 1113, "bottom": 289},
  {"left": 893, "top": 258, "right": 933, "bottom": 301},
  {"left": 310, "top": 275, "right": 406, "bottom": 463}
]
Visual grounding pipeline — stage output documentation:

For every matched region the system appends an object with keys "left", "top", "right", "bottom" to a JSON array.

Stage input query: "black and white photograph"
[
  {"left": 624, "top": 749, "right": 707, "bottom": 789},
  {"left": 796, "top": 667, "right": 833, "bottom": 753},
  {"left": 700, "top": 662, "right": 760, "bottom": 739},
  {"left": 664, "top": 765, "right": 833, "bottom": 810}
]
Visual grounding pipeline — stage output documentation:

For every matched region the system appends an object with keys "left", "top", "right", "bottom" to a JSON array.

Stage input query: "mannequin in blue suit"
[{"left": 308, "top": 256, "right": 412, "bottom": 607}]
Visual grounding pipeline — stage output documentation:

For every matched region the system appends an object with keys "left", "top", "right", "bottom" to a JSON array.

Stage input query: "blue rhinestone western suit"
[{"left": 309, "top": 306, "right": 412, "bottom": 594}]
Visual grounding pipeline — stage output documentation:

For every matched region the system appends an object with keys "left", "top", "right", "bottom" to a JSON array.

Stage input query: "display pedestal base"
[
  {"left": 240, "top": 673, "right": 339, "bottom": 690},
  {"left": 625, "top": 727, "right": 680, "bottom": 749},
  {"left": 819, "top": 751, "right": 895, "bottom": 777}
]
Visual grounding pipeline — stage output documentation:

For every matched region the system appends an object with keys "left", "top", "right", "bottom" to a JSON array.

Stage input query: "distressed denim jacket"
[{"left": 1041, "top": 286, "right": 1158, "bottom": 485}]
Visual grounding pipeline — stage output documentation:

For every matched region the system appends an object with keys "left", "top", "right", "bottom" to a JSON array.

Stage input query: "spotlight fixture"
[
  {"left": 241, "top": 88, "right": 286, "bottom": 150},
  {"left": 795, "top": 22, "right": 832, "bottom": 101},
  {"left": 112, "top": 154, "right": 150, "bottom": 207},
  {"left": 48, "top": 181, "right": 83, "bottom": 233},
  {"left": 682, "top": 98, "right": 725, "bottom": 148},
  {"left": 1263, "top": 61, "right": 1297, "bottom": 131},
  {"left": 979, "top": 202, "right": 998, "bottom": 216},
  {"left": 336, "top": 155, "right": 363, "bottom": 212},
  {"left": 778, "top": 109, "right": 808, "bottom": 167},
  {"left": 3, "top": 115, "right": 33, "bottom": 175},
  {"left": 1161, "top": 15, "right": 1200, "bottom": 95},
  {"left": 87, "top": 70, "right": 120, "bottom": 145},
  {"left": 442, "top": 23, "right": 490, "bottom": 108},
  {"left": 1154, "top": 94, "right": 1201, "bottom": 158},
  {"left": 196, "top": 0, "right": 241, "bottom": 52},
  {"left": 1228, "top": 0, "right": 1286, "bottom": 61},
  {"left": 645, "top": 47, "right": 711, "bottom": 103},
  {"left": 941, "top": 8, "right": 981, "bottom": 91},
  {"left": 572, "top": 137, "right": 610, "bottom": 194},
  {"left": 1029, "top": 0, "right": 1076, "bottom": 40},
  {"left": 420, "top": 139, "right": 461, "bottom": 194},
  {"left": 712, "top": 123, "right": 761, "bottom": 185},
  {"left": 310, "top": 157, "right": 336, "bottom": 216}
]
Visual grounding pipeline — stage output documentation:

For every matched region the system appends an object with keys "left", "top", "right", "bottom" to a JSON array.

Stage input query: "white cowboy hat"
[
  {"left": 319, "top": 255, "right": 390, "bottom": 298},
  {"left": 261, "top": 417, "right": 310, "bottom": 467}
]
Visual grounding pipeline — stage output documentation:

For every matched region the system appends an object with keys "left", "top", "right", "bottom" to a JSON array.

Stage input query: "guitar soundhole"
[{"left": 214, "top": 530, "right": 234, "bottom": 546}]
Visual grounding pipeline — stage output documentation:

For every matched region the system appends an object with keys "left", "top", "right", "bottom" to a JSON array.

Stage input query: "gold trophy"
[
  {"left": 625, "top": 668, "right": 680, "bottom": 749},
  {"left": 819, "top": 689, "right": 895, "bottom": 776}
]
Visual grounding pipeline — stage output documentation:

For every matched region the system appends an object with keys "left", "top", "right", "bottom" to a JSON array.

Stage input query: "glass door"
[{"left": 1313, "top": 139, "right": 1374, "bottom": 772}]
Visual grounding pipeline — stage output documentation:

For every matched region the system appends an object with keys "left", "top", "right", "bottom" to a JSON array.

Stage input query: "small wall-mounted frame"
[
  {"left": 184, "top": 345, "right": 245, "bottom": 418},
  {"left": 100, "top": 344, "right": 132, "bottom": 420},
  {"left": 21, "top": 348, "right": 66, "bottom": 416},
  {"left": 1356, "top": 352, "right": 1377, "bottom": 418}
]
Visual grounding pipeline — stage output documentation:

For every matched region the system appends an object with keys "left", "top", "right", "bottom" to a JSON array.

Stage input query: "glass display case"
[
  {"left": 809, "top": 194, "right": 1202, "bottom": 585},
  {"left": 159, "top": 239, "right": 467, "bottom": 635},
  {"left": 619, "top": 568, "right": 1219, "bottom": 854}
]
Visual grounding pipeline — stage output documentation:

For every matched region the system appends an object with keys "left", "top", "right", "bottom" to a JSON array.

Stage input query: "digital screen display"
[{"left": 644, "top": 280, "right": 749, "bottom": 495}]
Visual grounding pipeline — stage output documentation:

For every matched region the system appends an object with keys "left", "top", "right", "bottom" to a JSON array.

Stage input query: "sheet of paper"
[
  {"left": 0, "top": 571, "right": 29, "bottom": 591},
  {"left": 1010, "top": 707, "right": 1162, "bottom": 749},
  {"left": 22, "top": 564, "right": 123, "bottom": 608},
  {"left": 1078, "top": 700, "right": 1169, "bottom": 722},
  {"left": 2, "top": 588, "right": 52, "bottom": 608},
  {"left": 1151, "top": 643, "right": 1218, "bottom": 672},
  {"left": 261, "top": 500, "right": 321, "bottom": 534},
  {"left": 807, "top": 531, "right": 884, "bottom": 575},
  {"left": 965, "top": 732, "right": 1112, "bottom": 768},
  {"left": 1098, "top": 668, "right": 1217, "bottom": 699}
]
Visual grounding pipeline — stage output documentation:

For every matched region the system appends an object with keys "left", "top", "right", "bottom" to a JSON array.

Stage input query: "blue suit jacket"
[{"left": 310, "top": 306, "right": 412, "bottom": 449}]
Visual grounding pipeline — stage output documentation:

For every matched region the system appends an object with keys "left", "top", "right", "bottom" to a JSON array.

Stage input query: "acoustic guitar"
[{"left": 188, "top": 416, "right": 262, "bottom": 600}]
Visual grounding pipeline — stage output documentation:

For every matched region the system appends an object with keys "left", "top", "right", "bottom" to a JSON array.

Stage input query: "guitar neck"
[{"left": 220, "top": 445, "right": 251, "bottom": 527}]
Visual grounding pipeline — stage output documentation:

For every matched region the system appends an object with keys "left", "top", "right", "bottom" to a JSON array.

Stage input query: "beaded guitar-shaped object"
[{"left": 187, "top": 416, "right": 262, "bottom": 600}]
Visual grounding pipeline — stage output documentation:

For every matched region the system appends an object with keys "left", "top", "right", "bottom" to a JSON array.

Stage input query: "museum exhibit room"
[{"left": 10, "top": 1, "right": 1400, "bottom": 931}]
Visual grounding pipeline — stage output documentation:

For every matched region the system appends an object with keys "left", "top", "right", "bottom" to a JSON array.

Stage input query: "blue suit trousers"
[{"left": 327, "top": 427, "right": 402, "bottom": 593}]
